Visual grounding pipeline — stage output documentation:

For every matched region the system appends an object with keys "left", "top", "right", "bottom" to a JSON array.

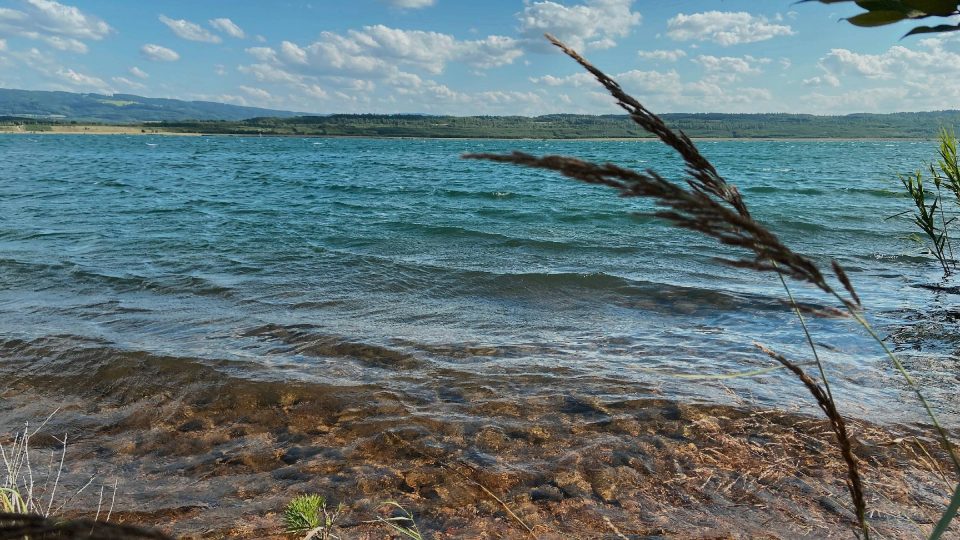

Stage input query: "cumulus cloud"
[
  {"left": 637, "top": 49, "right": 686, "bottom": 62},
  {"left": 40, "top": 35, "right": 87, "bottom": 53},
  {"left": 517, "top": 0, "right": 641, "bottom": 51},
  {"left": 141, "top": 43, "right": 180, "bottom": 62},
  {"left": 280, "top": 41, "right": 308, "bottom": 65},
  {"left": 243, "top": 25, "right": 521, "bottom": 80},
  {"left": 667, "top": 11, "right": 793, "bottom": 46},
  {"left": 531, "top": 65, "right": 774, "bottom": 112},
  {"left": 693, "top": 55, "right": 769, "bottom": 74},
  {"left": 235, "top": 24, "right": 564, "bottom": 113},
  {"left": 384, "top": 0, "right": 435, "bottom": 8},
  {"left": 112, "top": 75, "right": 144, "bottom": 90},
  {"left": 0, "top": 0, "right": 110, "bottom": 53},
  {"left": 239, "top": 85, "right": 272, "bottom": 100},
  {"left": 56, "top": 66, "right": 109, "bottom": 91},
  {"left": 159, "top": 15, "right": 221, "bottom": 43},
  {"left": 210, "top": 17, "right": 245, "bottom": 39},
  {"left": 802, "top": 39, "right": 960, "bottom": 111},
  {"left": 129, "top": 66, "right": 148, "bottom": 79},
  {"left": 529, "top": 72, "right": 594, "bottom": 87}
]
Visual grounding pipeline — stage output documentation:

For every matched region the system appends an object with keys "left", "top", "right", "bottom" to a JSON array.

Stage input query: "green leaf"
[
  {"left": 902, "top": 0, "right": 959, "bottom": 16},
  {"left": 856, "top": 0, "right": 910, "bottom": 11},
  {"left": 929, "top": 481, "right": 960, "bottom": 540},
  {"left": 904, "top": 23, "right": 960, "bottom": 35},
  {"left": 847, "top": 9, "right": 910, "bottom": 25}
]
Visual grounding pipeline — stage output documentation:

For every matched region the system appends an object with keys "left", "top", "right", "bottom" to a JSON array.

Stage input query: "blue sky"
[{"left": 0, "top": 0, "right": 957, "bottom": 115}]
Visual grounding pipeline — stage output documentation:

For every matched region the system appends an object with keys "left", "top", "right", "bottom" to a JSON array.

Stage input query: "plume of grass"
[
  {"left": 466, "top": 33, "right": 960, "bottom": 539},
  {"left": 756, "top": 344, "right": 867, "bottom": 533}
]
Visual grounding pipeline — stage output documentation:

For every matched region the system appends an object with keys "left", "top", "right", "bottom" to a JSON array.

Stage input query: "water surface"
[{"left": 0, "top": 135, "right": 955, "bottom": 424}]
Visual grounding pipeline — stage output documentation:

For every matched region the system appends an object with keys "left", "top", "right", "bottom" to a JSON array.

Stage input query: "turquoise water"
[{"left": 0, "top": 135, "right": 955, "bottom": 422}]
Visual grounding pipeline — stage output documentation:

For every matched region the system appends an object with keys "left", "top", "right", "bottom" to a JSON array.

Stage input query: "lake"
[{"left": 0, "top": 134, "right": 955, "bottom": 536}]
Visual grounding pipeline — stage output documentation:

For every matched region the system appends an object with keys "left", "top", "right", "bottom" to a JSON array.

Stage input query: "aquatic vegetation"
[
  {"left": 894, "top": 130, "right": 960, "bottom": 277},
  {"left": 900, "top": 169, "right": 952, "bottom": 275},
  {"left": 468, "top": 34, "right": 959, "bottom": 539}
]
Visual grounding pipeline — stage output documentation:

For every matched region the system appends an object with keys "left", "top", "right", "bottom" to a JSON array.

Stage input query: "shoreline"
[
  {"left": 0, "top": 129, "right": 934, "bottom": 142},
  {"left": 0, "top": 337, "right": 954, "bottom": 539}
]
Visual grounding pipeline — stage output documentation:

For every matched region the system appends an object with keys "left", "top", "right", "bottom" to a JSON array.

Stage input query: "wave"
[
  {"left": 0, "top": 258, "right": 236, "bottom": 299},
  {"left": 241, "top": 324, "right": 422, "bottom": 370}
]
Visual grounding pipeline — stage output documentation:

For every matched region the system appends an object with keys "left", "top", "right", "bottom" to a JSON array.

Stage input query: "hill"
[
  {"left": 155, "top": 111, "right": 960, "bottom": 139},
  {"left": 0, "top": 88, "right": 305, "bottom": 122},
  {"left": 2, "top": 87, "right": 959, "bottom": 137}
]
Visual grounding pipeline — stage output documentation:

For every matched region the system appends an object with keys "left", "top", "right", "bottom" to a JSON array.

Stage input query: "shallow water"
[{"left": 0, "top": 135, "right": 956, "bottom": 425}]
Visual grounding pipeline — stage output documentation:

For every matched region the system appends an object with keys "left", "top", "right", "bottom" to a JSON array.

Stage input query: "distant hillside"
[
  {"left": 155, "top": 111, "right": 960, "bottom": 139},
  {"left": 2, "top": 87, "right": 959, "bottom": 137},
  {"left": 0, "top": 89, "right": 306, "bottom": 122}
]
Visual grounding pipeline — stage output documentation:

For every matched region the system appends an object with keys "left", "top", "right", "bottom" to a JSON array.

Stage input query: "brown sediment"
[{"left": 0, "top": 341, "right": 954, "bottom": 539}]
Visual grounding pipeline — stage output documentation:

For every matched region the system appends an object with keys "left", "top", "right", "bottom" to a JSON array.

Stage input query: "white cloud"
[
  {"left": 667, "top": 11, "right": 794, "bottom": 46},
  {"left": 159, "top": 15, "right": 221, "bottom": 44},
  {"left": 21, "top": 0, "right": 109, "bottom": 39},
  {"left": 280, "top": 41, "right": 308, "bottom": 65},
  {"left": 531, "top": 65, "right": 775, "bottom": 113},
  {"left": 129, "top": 66, "right": 148, "bottom": 79},
  {"left": 244, "top": 25, "right": 521, "bottom": 80},
  {"left": 112, "top": 75, "right": 145, "bottom": 90},
  {"left": 693, "top": 55, "right": 769, "bottom": 75},
  {"left": 0, "top": 38, "right": 6, "bottom": 51},
  {"left": 517, "top": 0, "right": 641, "bottom": 51},
  {"left": 214, "top": 64, "right": 227, "bottom": 76},
  {"left": 637, "top": 49, "right": 686, "bottom": 62},
  {"left": 56, "top": 66, "right": 109, "bottom": 91},
  {"left": 39, "top": 35, "right": 87, "bottom": 53},
  {"left": 209, "top": 17, "right": 245, "bottom": 39},
  {"left": 384, "top": 0, "right": 435, "bottom": 8},
  {"left": 239, "top": 85, "right": 271, "bottom": 100},
  {"left": 803, "top": 74, "right": 840, "bottom": 87},
  {"left": 0, "top": 0, "right": 110, "bottom": 53},
  {"left": 529, "top": 72, "right": 594, "bottom": 87},
  {"left": 802, "top": 40, "right": 960, "bottom": 111},
  {"left": 141, "top": 43, "right": 180, "bottom": 62},
  {"left": 245, "top": 46, "right": 277, "bottom": 63}
]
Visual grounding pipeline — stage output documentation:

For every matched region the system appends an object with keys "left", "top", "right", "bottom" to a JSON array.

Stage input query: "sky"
[{"left": 0, "top": 0, "right": 958, "bottom": 115}]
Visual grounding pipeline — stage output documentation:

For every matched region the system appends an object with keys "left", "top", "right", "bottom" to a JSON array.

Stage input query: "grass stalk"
[{"left": 931, "top": 482, "right": 960, "bottom": 540}]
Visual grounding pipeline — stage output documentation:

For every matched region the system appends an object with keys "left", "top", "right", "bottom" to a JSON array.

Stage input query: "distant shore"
[
  {"left": 0, "top": 126, "right": 933, "bottom": 142},
  {"left": 0, "top": 125, "right": 200, "bottom": 136}
]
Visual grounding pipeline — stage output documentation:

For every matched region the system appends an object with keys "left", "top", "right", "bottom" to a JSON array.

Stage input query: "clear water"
[{"left": 0, "top": 135, "right": 955, "bottom": 424}]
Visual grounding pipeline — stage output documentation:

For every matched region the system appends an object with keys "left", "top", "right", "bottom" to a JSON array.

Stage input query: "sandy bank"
[{"left": 0, "top": 125, "right": 200, "bottom": 136}]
